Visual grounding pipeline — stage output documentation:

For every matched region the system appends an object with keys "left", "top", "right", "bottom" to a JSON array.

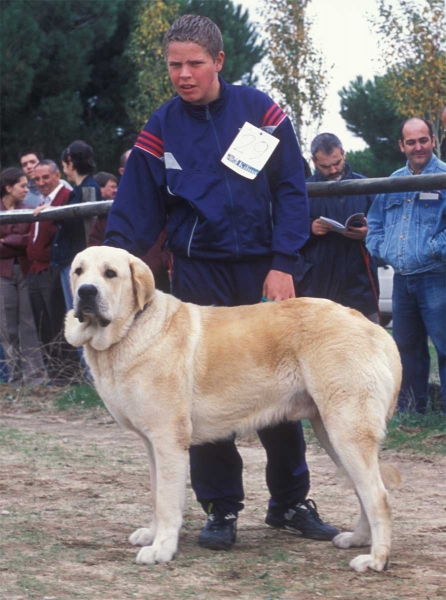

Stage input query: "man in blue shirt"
[
  {"left": 367, "top": 118, "right": 446, "bottom": 414},
  {"left": 105, "top": 14, "right": 338, "bottom": 552}
]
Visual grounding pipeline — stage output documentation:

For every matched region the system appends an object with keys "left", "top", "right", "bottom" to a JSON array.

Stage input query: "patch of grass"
[
  {"left": 303, "top": 409, "right": 446, "bottom": 455},
  {"left": 0, "top": 426, "right": 110, "bottom": 467},
  {"left": 16, "top": 574, "right": 49, "bottom": 596},
  {"left": 55, "top": 384, "right": 104, "bottom": 410},
  {"left": 385, "top": 410, "right": 446, "bottom": 454}
]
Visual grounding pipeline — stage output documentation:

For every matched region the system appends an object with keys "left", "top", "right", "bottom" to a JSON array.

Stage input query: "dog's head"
[{"left": 65, "top": 246, "right": 155, "bottom": 351}]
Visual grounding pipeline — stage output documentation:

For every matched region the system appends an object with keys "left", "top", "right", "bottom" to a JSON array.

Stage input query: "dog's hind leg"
[
  {"left": 135, "top": 428, "right": 190, "bottom": 565},
  {"left": 334, "top": 494, "right": 371, "bottom": 549},
  {"left": 310, "top": 413, "right": 372, "bottom": 550},
  {"left": 129, "top": 437, "right": 158, "bottom": 548},
  {"left": 310, "top": 412, "right": 341, "bottom": 466},
  {"left": 323, "top": 414, "right": 391, "bottom": 573}
]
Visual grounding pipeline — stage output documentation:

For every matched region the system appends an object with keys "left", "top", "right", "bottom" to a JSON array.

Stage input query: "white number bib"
[{"left": 221, "top": 122, "right": 280, "bottom": 180}]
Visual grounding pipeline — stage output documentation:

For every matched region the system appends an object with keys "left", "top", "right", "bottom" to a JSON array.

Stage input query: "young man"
[
  {"left": 105, "top": 15, "right": 338, "bottom": 550},
  {"left": 19, "top": 149, "right": 43, "bottom": 208},
  {"left": 367, "top": 118, "right": 446, "bottom": 414},
  {"left": 296, "top": 133, "right": 379, "bottom": 322}
]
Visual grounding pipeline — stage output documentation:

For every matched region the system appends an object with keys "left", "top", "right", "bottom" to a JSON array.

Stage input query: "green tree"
[
  {"left": 372, "top": 0, "right": 446, "bottom": 155},
  {"left": 0, "top": 0, "right": 135, "bottom": 172},
  {"left": 126, "top": 0, "right": 265, "bottom": 130},
  {"left": 124, "top": 0, "right": 181, "bottom": 131},
  {"left": 260, "top": 0, "right": 328, "bottom": 143},
  {"left": 339, "top": 75, "right": 403, "bottom": 177}
]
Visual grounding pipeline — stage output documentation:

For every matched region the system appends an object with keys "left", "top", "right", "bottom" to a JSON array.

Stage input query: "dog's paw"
[
  {"left": 333, "top": 532, "right": 370, "bottom": 549},
  {"left": 129, "top": 527, "right": 157, "bottom": 547},
  {"left": 135, "top": 542, "right": 176, "bottom": 565},
  {"left": 349, "top": 553, "right": 388, "bottom": 573}
]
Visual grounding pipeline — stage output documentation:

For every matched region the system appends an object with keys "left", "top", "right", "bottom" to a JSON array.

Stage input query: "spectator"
[
  {"left": 118, "top": 150, "right": 131, "bottom": 176},
  {"left": 88, "top": 172, "right": 118, "bottom": 248},
  {"left": 51, "top": 140, "right": 101, "bottom": 309},
  {"left": 367, "top": 117, "right": 446, "bottom": 414},
  {"left": 94, "top": 172, "right": 118, "bottom": 200},
  {"left": 18, "top": 148, "right": 43, "bottom": 208},
  {"left": 296, "top": 133, "right": 379, "bottom": 322},
  {"left": 19, "top": 149, "right": 73, "bottom": 209},
  {"left": 27, "top": 160, "right": 75, "bottom": 382},
  {"left": 105, "top": 15, "right": 338, "bottom": 552},
  {"left": 0, "top": 168, "right": 46, "bottom": 386}
]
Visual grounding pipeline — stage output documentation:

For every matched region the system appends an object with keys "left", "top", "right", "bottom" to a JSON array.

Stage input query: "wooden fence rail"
[{"left": 1, "top": 173, "right": 445, "bottom": 225}]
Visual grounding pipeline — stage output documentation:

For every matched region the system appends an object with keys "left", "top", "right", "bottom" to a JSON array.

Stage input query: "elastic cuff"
[{"left": 271, "top": 253, "right": 296, "bottom": 275}]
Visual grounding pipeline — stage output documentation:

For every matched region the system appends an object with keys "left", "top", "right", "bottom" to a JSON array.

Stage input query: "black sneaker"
[
  {"left": 265, "top": 498, "right": 339, "bottom": 541},
  {"left": 198, "top": 504, "right": 237, "bottom": 551}
]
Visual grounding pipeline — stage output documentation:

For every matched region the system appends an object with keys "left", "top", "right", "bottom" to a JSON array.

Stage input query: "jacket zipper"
[{"left": 206, "top": 104, "right": 240, "bottom": 259}]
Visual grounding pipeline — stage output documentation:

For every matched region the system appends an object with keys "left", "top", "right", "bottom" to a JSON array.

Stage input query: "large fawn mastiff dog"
[{"left": 65, "top": 246, "right": 401, "bottom": 573}]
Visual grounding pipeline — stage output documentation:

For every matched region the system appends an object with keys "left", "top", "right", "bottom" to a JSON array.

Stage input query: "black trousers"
[{"left": 172, "top": 255, "right": 310, "bottom": 515}]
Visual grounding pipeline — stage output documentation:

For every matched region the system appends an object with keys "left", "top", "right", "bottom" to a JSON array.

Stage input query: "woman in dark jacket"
[
  {"left": 51, "top": 140, "right": 101, "bottom": 309},
  {"left": 0, "top": 168, "right": 46, "bottom": 385}
]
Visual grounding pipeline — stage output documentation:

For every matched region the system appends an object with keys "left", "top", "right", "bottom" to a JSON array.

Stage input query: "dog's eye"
[
  {"left": 74, "top": 267, "right": 82, "bottom": 276},
  {"left": 105, "top": 269, "right": 117, "bottom": 279}
]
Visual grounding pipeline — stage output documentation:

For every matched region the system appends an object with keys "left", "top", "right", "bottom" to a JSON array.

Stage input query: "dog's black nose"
[{"left": 78, "top": 284, "right": 98, "bottom": 300}]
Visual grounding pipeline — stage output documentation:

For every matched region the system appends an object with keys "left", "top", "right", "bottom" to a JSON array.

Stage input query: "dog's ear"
[{"left": 129, "top": 255, "right": 155, "bottom": 311}]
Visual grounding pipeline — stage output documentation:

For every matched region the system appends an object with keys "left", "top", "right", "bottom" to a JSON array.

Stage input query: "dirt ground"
[{"left": 1, "top": 393, "right": 446, "bottom": 600}]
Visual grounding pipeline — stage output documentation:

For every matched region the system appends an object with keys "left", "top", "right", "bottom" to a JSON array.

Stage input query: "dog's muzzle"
[{"left": 75, "top": 284, "right": 111, "bottom": 327}]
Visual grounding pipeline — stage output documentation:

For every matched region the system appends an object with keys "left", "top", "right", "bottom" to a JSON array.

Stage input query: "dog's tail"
[
  {"left": 380, "top": 464, "right": 402, "bottom": 488},
  {"left": 337, "top": 464, "right": 402, "bottom": 490}
]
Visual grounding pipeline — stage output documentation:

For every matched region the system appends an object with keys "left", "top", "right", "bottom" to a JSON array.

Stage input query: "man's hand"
[
  {"left": 262, "top": 270, "right": 295, "bottom": 301},
  {"left": 312, "top": 218, "right": 333, "bottom": 236},
  {"left": 344, "top": 223, "right": 368, "bottom": 240}
]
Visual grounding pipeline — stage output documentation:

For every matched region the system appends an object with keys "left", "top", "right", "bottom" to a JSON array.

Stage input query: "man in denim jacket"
[{"left": 367, "top": 118, "right": 446, "bottom": 414}]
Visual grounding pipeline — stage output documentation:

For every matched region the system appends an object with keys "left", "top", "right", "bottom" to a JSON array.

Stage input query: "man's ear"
[
  {"left": 129, "top": 255, "right": 155, "bottom": 311},
  {"left": 215, "top": 50, "right": 225, "bottom": 72}
]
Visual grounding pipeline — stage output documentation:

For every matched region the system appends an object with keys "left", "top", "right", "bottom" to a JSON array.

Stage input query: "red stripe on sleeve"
[
  {"left": 270, "top": 108, "right": 286, "bottom": 127},
  {"left": 134, "top": 138, "right": 163, "bottom": 159},
  {"left": 139, "top": 130, "right": 164, "bottom": 154},
  {"left": 262, "top": 104, "right": 277, "bottom": 127}
]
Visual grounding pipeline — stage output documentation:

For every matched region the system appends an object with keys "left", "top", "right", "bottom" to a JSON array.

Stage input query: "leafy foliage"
[
  {"left": 340, "top": 75, "right": 403, "bottom": 177},
  {"left": 260, "top": 0, "right": 328, "bottom": 142},
  {"left": 124, "top": 0, "right": 181, "bottom": 132},
  {"left": 0, "top": 0, "right": 137, "bottom": 173},
  {"left": 372, "top": 0, "right": 446, "bottom": 155}
]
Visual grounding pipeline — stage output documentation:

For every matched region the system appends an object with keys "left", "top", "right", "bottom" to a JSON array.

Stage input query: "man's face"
[
  {"left": 399, "top": 120, "right": 435, "bottom": 173},
  {"left": 101, "top": 179, "right": 118, "bottom": 200},
  {"left": 33, "top": 165, "right": 60, "bottom": 196},
  {"left": 167, "top": 41, "right": 224, "bottom": 105},
  {"left": 312, "top": 148, "right": 346, "bottom": 181},
  {"left": 20, "top": 153, "right": 39, "bottom": 177}
]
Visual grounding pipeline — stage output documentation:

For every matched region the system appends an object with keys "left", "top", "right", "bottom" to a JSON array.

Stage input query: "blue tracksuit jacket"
[{"left": 104, "top": 77, "right": 309, "bottom": 275}]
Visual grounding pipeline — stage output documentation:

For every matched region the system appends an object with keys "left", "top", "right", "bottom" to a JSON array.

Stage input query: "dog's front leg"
[
  {"left": 135, "top": 440, "right": 189, "bottom": 565},
  {"left": 129, "top": 437, "right": 158, "bottom": 548}
]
